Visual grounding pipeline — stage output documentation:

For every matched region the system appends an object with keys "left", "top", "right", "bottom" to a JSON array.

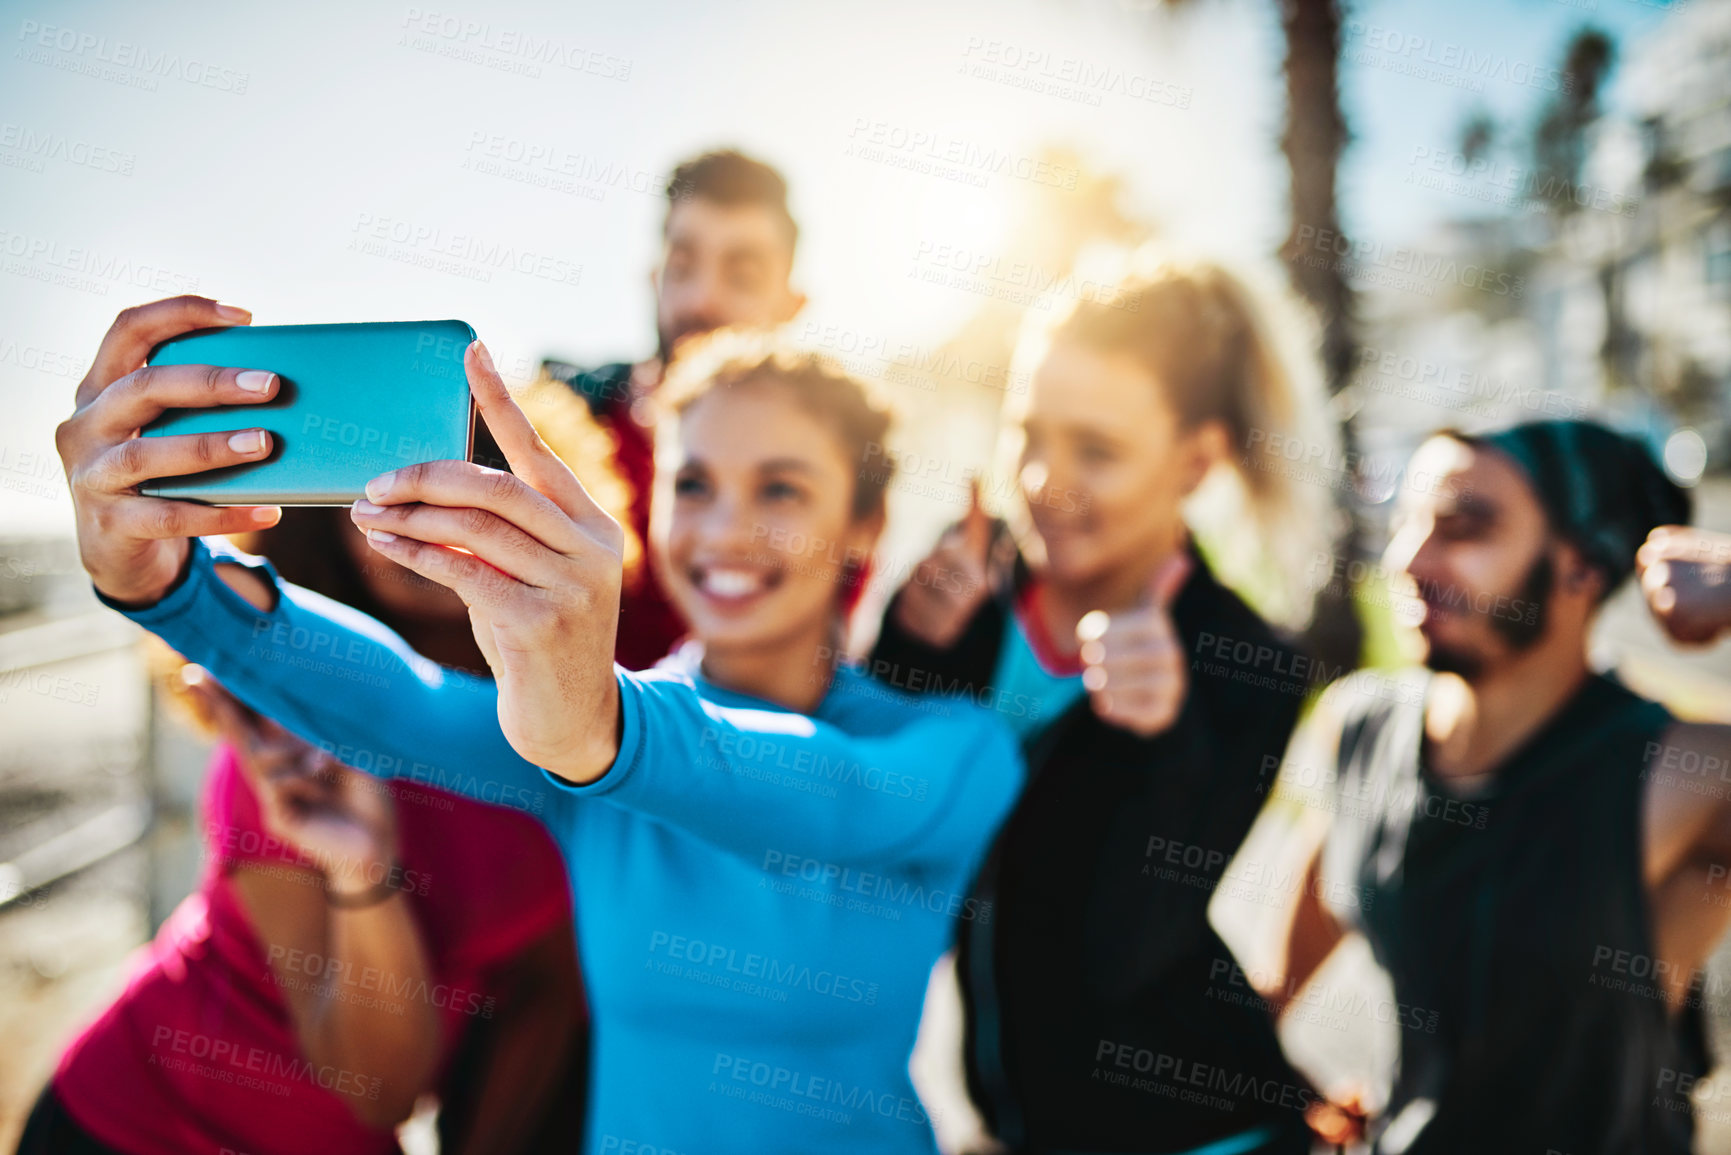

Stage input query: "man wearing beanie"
[{"left": 1260, "top": 419, "right": 1731, "bottom": 1154}]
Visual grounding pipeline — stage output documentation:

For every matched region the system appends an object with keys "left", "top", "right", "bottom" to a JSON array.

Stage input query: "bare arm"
[
  {"left": 233, "top": 862, "right": 442, "bottom": 1128},
  {"left": 190, "top": 673, "right": 443, "bottom": 1129},
  {"left": 1259, "top": 840, "right": 1346, "bottom": 1017},
  {"left": 1255, "top": 679, "right": 1356, "bottom": 1018},
  {"left": 1636, "top": 520, "right": 1731, "bottom": 1002},
  {"left": 1642, "top": 720, "right": 1731, "bottom": 1006}
]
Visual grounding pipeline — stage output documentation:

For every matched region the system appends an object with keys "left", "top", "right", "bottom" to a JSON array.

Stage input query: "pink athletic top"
[{"left": 52, "top": 743, "right": 572, "bottom": 1155}]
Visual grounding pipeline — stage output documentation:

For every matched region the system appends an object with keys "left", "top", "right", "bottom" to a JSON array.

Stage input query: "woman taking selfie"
[
  {"left": 873, "top": 258, "right": 1336, "bottom": 1155},
  {"left": 55, "top": 297, "right": 1021, "bottom": 1155}
]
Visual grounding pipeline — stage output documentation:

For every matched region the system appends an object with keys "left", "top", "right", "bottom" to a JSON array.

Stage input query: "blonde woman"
[{"left": 875, "top": 258, "right": 1337, "bottom": 1155}]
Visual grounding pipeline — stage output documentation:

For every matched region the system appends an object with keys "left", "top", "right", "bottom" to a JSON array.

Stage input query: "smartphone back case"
[{"left": 141, "top": 319, "right": 477, "bottom": 505}]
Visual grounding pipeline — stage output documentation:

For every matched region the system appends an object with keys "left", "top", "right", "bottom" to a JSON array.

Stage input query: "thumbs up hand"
[
  {"left": 892, "top": 481, "right": 997, "bottom": 649},
  {"left": 1076, "top": 551, "right": 1194, "bottom": 738}
]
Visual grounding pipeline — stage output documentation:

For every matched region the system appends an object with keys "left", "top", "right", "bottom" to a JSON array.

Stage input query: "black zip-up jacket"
[{"left": 871, "top": 541, "right": 1316, "bottom": 1154}]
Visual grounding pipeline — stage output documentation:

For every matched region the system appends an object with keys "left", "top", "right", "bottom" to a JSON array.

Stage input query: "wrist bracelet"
[{"left": 325, "top": 862, "right": 402, "bottom": 910}]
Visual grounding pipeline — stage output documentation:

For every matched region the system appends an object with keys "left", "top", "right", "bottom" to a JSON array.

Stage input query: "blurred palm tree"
[
  {"left": 1531, "top": 29, "right": 1616, "bottom": 217},
  {"left": 1144, "top": 0, "right": 1363, "bottom": 662},
  {"left": 1270, "top": 0, "right": 1364, "bottom": 669},
  {"left": 1274, "top": 0, "right": 1356, "bottom": 394}
]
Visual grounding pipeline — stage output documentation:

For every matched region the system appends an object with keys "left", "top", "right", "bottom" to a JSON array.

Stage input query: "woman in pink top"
[{"left": 23, "top": 667, "right": 573, "bottom": 1155}]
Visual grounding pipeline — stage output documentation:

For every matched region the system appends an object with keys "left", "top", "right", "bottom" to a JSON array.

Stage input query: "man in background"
[
  {"left": 543, "top": 149, "right": 807, "bottom": 669},
  {"left": 1267, "top": 419, "right": 1731, "bottom": 1153}
]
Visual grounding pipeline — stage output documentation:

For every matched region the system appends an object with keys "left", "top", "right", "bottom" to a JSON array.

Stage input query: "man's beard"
[{"left": 1423, "top": 553, "right": 1553, "bottom": 678}]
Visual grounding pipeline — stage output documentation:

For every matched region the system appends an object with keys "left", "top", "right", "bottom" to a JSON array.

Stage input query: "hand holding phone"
[
  {"left": 344, "top": 340, "right": 626, "bottom": 786},
  {"left": 57, "top": 297, "right": 477, "bottom": 607},
  {"left": 59, "top": 296, "right": 286, "bottom": 607}
]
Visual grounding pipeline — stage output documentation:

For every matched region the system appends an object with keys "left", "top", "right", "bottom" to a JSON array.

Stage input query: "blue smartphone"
[{"left": 140, "top": 320, "right": 477, "bottom": 505}]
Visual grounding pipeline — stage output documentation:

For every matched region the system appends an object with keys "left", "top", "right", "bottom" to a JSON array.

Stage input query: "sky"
[{"left": 0, "top": 0, "right": 1689, "bottom": 535}]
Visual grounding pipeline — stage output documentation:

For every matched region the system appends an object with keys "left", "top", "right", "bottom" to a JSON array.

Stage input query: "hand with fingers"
[
  {"left": 260, "top": 759, "right": 401, "bottom": 900},
  {"left": 1305, "top": 1083, "right": 1370, "bottom": 1148},
  {"left": 346, "top": 340, "right": 627, "bottom": 784},
  {"left": 1075, "top": 551, "right": 1194, "bottom": 739},
  {"left": 892, "top": 480, "right": 997, "bottom": 649},
  {"left": 57, "top": 295, "right": 283, "bottom": 607},
  {"left": 61, "top": 297, "right": 627, "bottom": 784},
  {"left": 1637, "top": 526, "right": 1731, "bottom": 647},
  {"left": 184, "top": 665, "right": 401, "bottom": 896}
]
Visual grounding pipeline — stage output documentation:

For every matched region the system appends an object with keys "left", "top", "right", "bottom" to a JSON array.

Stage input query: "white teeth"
[{"left": 701, "top": 568, "right": 763, "bottom": 597}]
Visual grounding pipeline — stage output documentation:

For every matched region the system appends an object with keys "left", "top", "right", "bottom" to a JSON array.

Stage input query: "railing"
[{"left": 0, "top": 609, "right": 151, "bottom": 910}]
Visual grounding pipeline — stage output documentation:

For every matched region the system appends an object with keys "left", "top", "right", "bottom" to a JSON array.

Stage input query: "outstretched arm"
[
  {"left": 562, "top": 672, "right": 1025, "bottom": 870},
  {"left": 159, "top": 535, "right": 1025, "bottom": 872},
  {"left": 104, "top": 536, "right": 559, "bottom": 820},
  {"left": 333, "top": 343, "right": 1024, "bottom": 870}
]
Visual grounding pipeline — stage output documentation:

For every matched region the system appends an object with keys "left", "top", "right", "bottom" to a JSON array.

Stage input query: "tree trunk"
[{"left": 1277, "top": 0, "right": 1364, "bottom": 670}]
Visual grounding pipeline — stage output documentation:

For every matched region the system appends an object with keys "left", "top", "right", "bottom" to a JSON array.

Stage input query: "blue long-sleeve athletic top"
[{"left": 100, "top": 538, "right": 1023, "bottom": 1154}]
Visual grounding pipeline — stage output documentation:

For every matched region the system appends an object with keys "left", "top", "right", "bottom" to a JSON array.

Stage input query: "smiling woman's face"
[
  {"left": 1015, "top": 338, "right": 1213, "bottom": 589},
  {"left": 652, "top": 382, "right": 880, "bottom": 658}
]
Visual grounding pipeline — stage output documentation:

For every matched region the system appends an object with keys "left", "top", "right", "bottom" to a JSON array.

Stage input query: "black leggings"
[{"left": 14, "top": 1083, "right": 124, "bottom": 1155}]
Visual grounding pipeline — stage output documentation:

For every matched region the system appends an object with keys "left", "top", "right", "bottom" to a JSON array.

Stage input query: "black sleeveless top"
[
  {"left": 873, "top": 545, "right": 1315, "bottom": 1153},
  {"left": 1318, "top": 670, "right": 1706, "bottom": 1154}
]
